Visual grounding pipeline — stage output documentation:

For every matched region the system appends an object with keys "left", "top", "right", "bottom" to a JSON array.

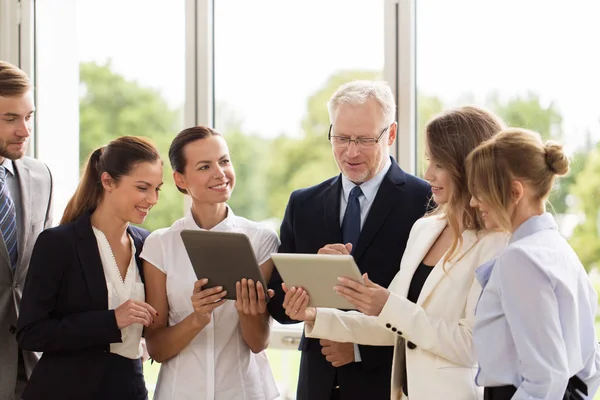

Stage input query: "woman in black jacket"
[{"left": 17, "top": 136, "right": 163, "bottom": 400}]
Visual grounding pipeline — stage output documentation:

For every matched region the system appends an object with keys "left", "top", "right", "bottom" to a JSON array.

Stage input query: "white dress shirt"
[
  {"left": 92, "top": 227, "right": 145, "bottom": 360},
  {"left": 340, "top": 157, "right": 391, "bottom": 362},
  {"left": 140, "top": 206, "right": 280, "bottom": 400},
  {"left": 474, "top": 213, "right": 600, "bottom": 399}
]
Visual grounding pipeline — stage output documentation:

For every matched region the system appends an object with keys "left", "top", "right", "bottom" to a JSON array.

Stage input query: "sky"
[{"left": 74, "top": 0, "right": 600, "bottom": 150}]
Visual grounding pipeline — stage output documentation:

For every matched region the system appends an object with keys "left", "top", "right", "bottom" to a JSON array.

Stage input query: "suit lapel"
[
  {"left": 394, "top": 217, "right": 446, "bottom": 297},
  {"left": 74, "top": 213, "right": 109, "bottom": 310},
  {"left": 13, "top": 159, "right": 31, "bottom": 275},
  {"left": 323, "top": 176, "right": 342, "bottom": 244},
  {"left": 417, "top": 228, "right": 479, "bottom": 306},
  {"left": 353, "top": 161, "right": 406, "bottom": 261},
  {"left": 127, "top": 226, "right": 145, "bottom": 283}
]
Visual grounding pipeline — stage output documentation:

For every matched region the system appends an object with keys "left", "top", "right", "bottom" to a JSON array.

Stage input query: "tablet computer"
[
  {"left": 271, "top": 253, "right": 364, "bottom": 310},
  {"left": 180, "top": 230, "right": 269, "bottom": 302}
]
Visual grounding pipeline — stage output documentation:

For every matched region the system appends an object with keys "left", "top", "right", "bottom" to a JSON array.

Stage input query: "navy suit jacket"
[
  {"left": 268, "top": 158, "right": 431, "bottom": 400},
  {"left": 16, "top": 212, "right": 149, "bottom": 400}
]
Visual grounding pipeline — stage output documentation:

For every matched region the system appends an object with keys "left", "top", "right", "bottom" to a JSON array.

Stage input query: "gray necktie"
[{"left": 0, "top": 166, "right": 18, "bottom": 269}]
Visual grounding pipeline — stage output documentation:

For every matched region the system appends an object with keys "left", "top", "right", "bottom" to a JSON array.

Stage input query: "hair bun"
[{"left": 544, "top": 141, "right": 569, "bottom": 176}]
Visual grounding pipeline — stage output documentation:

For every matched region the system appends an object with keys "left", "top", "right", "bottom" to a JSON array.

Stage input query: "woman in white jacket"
[{"left": 283, "top": 106, "right": 508, "bottom": 400}]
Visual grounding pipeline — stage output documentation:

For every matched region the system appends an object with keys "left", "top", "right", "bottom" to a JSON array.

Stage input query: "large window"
[
  {"left": 34, "top": 0, "right": 187, "bottom": 396},
  {"left": 214, "top": 1, "right": 386, "bottom": 397}
]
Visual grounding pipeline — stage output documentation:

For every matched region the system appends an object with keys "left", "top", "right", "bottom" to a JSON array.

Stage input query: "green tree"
[
  {"left": 416, "top": 92, "right": 445, "bottom": 176},
  {"left": 79, "top": 61, "right": 183, "bottom": 231},
  {"left": 488, "top": 91, "right": 572, "bottom": 213},
  {"left": 569, "top": 142, "right": 600, "bottom": 271},
  {"left": 216, "top": 102, "right": 272, "bottom": 221}
]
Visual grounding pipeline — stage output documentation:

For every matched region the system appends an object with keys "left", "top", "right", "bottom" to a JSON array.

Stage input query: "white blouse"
[
  {"left": 140, "top": 207, "right": 280, "bottom": 400},
  {"left": 93, "top": 227, "right": 145, "bottom": 360}
]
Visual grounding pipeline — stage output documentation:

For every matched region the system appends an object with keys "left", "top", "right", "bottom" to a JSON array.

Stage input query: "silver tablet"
[
  {"left": 180, "top": 230, "right": 269, "bottom": 302},
  {"left": 271, "top": 253, "right": 364, "bottom": 310}
]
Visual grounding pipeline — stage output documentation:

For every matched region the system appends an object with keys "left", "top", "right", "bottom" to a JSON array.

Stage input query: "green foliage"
[
  {"left": 569, "top": 144, "right": 600, "bottom": 271},
  {"left": 416, "top": 92, "right": 445, "bottom": 176},
  {"left": 487, "top": 91, "right": 570, "bottom": 214},
  {"left": 79, "top": 61, "right": 183, "bottom": 232}
]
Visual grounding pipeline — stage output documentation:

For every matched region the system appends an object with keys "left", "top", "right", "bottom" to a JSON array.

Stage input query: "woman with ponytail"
[
  {"left": 16, "top": 136, "right": 163, "bottom": 400},
  {"left": 466, "top": 128, "right": 600, "bottom": 399}
]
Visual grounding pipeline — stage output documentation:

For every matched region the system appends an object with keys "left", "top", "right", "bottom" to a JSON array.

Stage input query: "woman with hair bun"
[{"left": 467, "top": 128, "right": 600, "bottom": 399}]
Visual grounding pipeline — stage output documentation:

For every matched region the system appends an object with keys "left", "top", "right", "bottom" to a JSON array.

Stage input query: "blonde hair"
[
  {"left": 466, "top": 127, "right": 569, "bottom": 231},
  {"left": 425, "top": 106, "right": 505, "bottom": 264}
]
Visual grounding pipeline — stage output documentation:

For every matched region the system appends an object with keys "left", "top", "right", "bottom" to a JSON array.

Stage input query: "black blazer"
[
  {"left": 16, "top": 212, "right": 149, "bottom": 400},
  {"left": 268, "top": 158, "right": 431, "bottom": 400}
]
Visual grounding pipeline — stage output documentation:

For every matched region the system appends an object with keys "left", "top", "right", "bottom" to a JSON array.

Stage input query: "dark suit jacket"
[
  {"left": 16, "top": 212, "right": 149, "bottom": 400},
  {"left": 268, "top": 158, "right": 431, "bottom": 400}
]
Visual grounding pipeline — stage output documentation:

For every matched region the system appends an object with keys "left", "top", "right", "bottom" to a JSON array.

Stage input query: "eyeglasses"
[{"left": 328, "top": 124, "right": 391, "bottom": 149}]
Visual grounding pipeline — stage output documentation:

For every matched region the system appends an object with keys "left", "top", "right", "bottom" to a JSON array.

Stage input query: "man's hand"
[
  {"left": 320, "top": 339, "right": 355, "bottom": 367},
  {"left": 318, "top": 243, "right": 353, "bottom": 255}
]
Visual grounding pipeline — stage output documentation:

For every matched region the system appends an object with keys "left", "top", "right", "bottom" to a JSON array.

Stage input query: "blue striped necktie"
[{"left": 0, "top": 166, "right": 18, "bottom": 269}]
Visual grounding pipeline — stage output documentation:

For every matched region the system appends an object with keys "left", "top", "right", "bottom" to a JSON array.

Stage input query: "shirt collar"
[
  {"left": 475, "top": 213, "right": 557, "bottom": 288},
  {"left": 183, "top": 204, "right": 235, "bottom": 232},
  {"left": 475, "top": 258, "right": 497, "bottom": 288},
  {"left": 0, "top": 158, "right": 15, "bottom": 177},
  {"left": 509, "top": 212, "right": 557, "bottom": 244},
  {"left": 341, "top": 157, "right": 392, "bottom": 202}
]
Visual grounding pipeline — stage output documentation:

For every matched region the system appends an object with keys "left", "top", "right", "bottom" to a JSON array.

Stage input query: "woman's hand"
[
  {"left": 335, "top": 273, "right": 390, "bottom": 316},
  {"left": 235, "top": 278, "right": 274, "bottom": 316},
  {"left": 190, "top": 278, "right": 228, "bottom": 326},
  {"left": 114, "top": 299, "right": 158, "bottom": 329},
  {"left": 282, "top": 283, "right": 316, "bottom": 322}
]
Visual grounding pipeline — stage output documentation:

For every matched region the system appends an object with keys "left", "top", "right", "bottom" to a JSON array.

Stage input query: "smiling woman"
[
  {"left": 16, "top": 136, "right": 164, "bottom": 400},
  {"left": 140, "top": 126, "right": 281, "bottom": 400}
]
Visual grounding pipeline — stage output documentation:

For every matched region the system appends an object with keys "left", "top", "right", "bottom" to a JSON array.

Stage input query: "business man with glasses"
[{"left": 268, "top": 80, "right": 431, "bottom": 400}]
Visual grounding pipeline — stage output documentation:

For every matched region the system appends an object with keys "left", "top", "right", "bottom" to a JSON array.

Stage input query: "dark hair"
[
  {"left": 61, "top": 136, "right": 161, "bottom": 224},
  {"left": 426, "top": 106, "right": 505, "bottom": 264},
  {"left": 168, "top": 126, "right": 222, "bottom": 194},
  {"left": 0, "top": 61, "right": 32, "bottom": 97}
]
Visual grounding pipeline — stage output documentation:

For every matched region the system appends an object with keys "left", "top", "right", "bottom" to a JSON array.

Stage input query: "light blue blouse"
[{"left": 473, "top": 213, "right": 600, "bottom": 399}]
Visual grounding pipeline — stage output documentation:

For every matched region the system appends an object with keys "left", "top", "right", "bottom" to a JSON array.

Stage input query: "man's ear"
[
  {"left": 386, "top": 121, "right": 398, "bottom": 146},
  {"left": 511, "top": 180, "right": 524, "bottom": 204}
]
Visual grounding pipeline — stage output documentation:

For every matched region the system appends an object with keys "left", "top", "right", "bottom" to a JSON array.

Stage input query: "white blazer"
[{"left": 305, "top": 216, "right": 508, "bottom": 400}]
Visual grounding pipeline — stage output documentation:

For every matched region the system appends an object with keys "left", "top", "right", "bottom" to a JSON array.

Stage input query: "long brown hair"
[
  {"left": 466, "top": 127, "right": 569, "bottom": 232},
  {"left": 61, "top": 136, "right": 161, "bottom": 224},
  {"left": 425, "top": 106, "right": 505, "bottom": 264}
]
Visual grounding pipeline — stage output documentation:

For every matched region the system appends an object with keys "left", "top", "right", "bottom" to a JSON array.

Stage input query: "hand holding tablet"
[
  {"left": 180, "top": 230, "right": 270, "bottom": 303},
  {"left": 271, "top": 253, "right": 364, "bottom": 310}
]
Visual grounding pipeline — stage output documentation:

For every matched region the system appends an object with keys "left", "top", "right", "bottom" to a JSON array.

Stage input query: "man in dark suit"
[
  {"left": 0, "top": 61, "right": 53, "bottom": 400},
  {"left": 268, "top": 80, "right": 431, "bottom": 400}
]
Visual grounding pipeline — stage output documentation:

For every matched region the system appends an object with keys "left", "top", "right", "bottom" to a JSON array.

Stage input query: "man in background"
[{"left": 0, "top": 60, "right": 53, "bottom": 400}]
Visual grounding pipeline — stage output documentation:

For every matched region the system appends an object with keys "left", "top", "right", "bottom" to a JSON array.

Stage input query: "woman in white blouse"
[
  {"left": 142, "top": 126, "right": 279, "bottom": 400},
  {"left": 17, "top": 136, "right": 163, "bottom": 400},
  {"left": 466, "top": 128, "right": 600, "bottom": 399},
  {"left": 282, "top": 107, "right": 509, "bottom": 400}
]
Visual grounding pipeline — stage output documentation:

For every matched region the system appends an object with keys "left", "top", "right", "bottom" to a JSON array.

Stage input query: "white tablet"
[{"left": 271, "top": 253, "right": 364, "bottom": 310}]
